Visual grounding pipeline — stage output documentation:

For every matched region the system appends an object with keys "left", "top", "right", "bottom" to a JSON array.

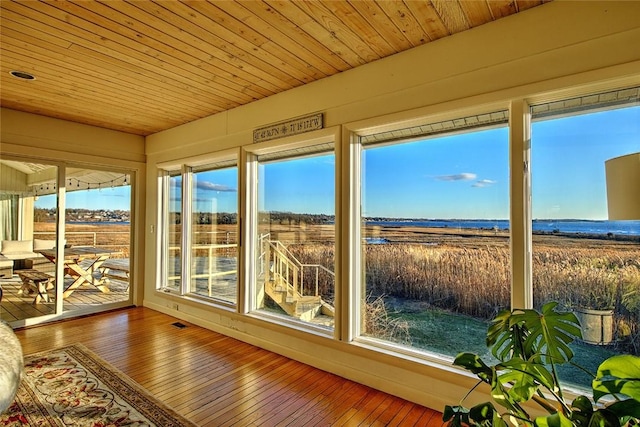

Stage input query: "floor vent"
[{"left": 171, "top": 322, "right": 187, "bottom": 329}]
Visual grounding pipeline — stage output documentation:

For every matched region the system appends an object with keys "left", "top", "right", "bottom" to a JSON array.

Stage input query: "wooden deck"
[
  {"left": 13, "top": 307, "right": 443, "bottom": 426},
  {"left": 0, "top": 273, "right": 129, "bottom": 322}
]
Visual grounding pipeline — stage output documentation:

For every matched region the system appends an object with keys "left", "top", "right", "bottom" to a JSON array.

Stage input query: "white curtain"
[{"left": 0, "top": 195, "right": 18, "bottom": 241}]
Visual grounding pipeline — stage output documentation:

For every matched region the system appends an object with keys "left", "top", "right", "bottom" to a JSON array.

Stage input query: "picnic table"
[{"left": 36, "top": 247, "right": 122, "bottom": 298}]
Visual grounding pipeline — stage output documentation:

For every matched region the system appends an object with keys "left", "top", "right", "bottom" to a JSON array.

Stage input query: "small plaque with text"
[{"left": 253, "top": 113, "right": 323, "bottom": 143}]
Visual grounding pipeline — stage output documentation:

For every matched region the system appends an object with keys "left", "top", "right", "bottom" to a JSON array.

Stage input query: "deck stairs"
[{"left": 261, "top": 235, "right": 334, "bottom": 323}]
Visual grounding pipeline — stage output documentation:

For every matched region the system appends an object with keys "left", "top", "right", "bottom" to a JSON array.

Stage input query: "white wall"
[
  {"left": 143, "top": 0, "right": 640, "bottom": 411},
  {"left": 1, "top": 108, "right": 145, "bottom": 163}
]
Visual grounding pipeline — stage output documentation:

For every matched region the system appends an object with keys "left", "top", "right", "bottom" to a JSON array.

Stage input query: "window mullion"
[
  {"left": 345, "top": 131, "right": 362, "bottom": 342},
  {"left": 157, "top": 170, "right": 169, "bottom": 288},
  {"left": 181, "top": 165, "right": 193, "bottom": 295},
  {"left": 243, "top": 153, "right": 258, "bottom": 313},
  {"left": 509, "top": 99, "right": 533, "bottom": 309}
]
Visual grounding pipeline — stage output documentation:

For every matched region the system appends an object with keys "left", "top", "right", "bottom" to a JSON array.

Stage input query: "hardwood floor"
[{"left": 13, "top": 307, "right": 443, "bottom": 426}]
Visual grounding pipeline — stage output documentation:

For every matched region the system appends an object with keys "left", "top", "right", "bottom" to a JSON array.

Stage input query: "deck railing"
[
  {"left": 166, "top": 230, "right": 238, "bottom": 296},
  {"left": 34, "top": 231, "right": 129, "bottom": 251}
]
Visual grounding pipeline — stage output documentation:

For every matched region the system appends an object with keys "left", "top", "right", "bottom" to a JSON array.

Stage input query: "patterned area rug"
[{"left": 0, "top": 344, "right": 196, "bottom": 426}]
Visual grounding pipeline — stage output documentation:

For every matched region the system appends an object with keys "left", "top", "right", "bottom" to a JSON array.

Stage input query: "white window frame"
[
  {"left": 345, "top": 103, "right": 520, "bottom": 360},
  {"left": 243, "top": 126, "right": 341, "bottom": 337},
  {"left": 156, "top": 168, "right": 182, "bottom": 293},
  {"left": 156, "top": 149, "right": 240, "bottom": 304}
]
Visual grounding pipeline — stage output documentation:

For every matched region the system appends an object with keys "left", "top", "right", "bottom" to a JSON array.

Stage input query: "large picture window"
[
  {"left": 249, "top": 140, "right": 336, "bottom": 331},
  {"left": 530, "top": 89, "right": 640, "bottom": 387},
  {"left": 357, "top": 111, "right": 510, "bottom": 358},
  {"left": 152, "top": 85, "right": 639, "bottom": 397}
]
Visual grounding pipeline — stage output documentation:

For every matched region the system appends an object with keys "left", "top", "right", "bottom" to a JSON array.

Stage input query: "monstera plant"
[{"left": 444, "top": 302, "right": 640, "bottom": 426}]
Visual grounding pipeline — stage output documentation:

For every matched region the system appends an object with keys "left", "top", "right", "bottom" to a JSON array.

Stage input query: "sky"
[
  {"left": 191, "top": 169, "right": 237, "bottom": 213},
  {"left": 362, "top": 106, "right": 639, "bottom": 219},
  {"left": 362, "top": 128, "right": 509, "bottom": 219},
  {"left": 35, "top": 106, "right": 639, "bottom": 220},
  {"left": 259, "top": 155, "right": 335, "bottom": 215},
  {"left": 36, "top": 185, "right": 131, "bottom": 211},
  {"left": 531, "top": 107, "right": 639, "bottom": 220}
]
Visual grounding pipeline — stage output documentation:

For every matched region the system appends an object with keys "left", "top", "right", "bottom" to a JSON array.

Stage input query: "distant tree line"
[
  {"left": 169, "top": 211, "right": 334, "bottom": 225},
  {"left": 34, "top": 208, "right": 130, "bottom": 222},
  {"left": 259, "top": 212, "right": 334, "bottom": 225},
  {"left": 34, "top": 208, "right": 55, "bottom": 222},
  {"left": 190, "top": 212, "right": 237, "bottom": 225}
]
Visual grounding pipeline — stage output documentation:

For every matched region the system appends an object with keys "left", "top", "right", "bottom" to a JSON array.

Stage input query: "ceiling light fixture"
[{"left": 9, "top": 70, "right": 36, "bottom": 80}]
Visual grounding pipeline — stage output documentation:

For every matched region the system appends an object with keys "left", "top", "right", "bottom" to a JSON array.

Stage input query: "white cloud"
[
  {"left": 472, "top": 179, "right": 497, "bottom": 188},
  {"left": 436, "top": 172, "right": 477, "bottom": 181},
  {"left": 196, "top": 181, "right": 236, "bottom": 192}
]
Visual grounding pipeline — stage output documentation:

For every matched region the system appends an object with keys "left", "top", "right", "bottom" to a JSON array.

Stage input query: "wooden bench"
[
  {"left": 16, "top": 269, "right": 54, "bottom": 304},
  {"left": 98, "top": 259, "right": 130, "bottom": 284},
  {"left": 0, "top": 257, "right": 13, "bottom": 278}
]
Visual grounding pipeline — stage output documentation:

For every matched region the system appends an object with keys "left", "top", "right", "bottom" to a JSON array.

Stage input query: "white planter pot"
[{"left": 575, "top": 308, "right": 614, "bottom": 345}]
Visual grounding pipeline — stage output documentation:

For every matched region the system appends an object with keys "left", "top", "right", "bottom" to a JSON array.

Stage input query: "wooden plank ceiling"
[{"left": 0, "top": 1, "right": 550, "bottom": 137}]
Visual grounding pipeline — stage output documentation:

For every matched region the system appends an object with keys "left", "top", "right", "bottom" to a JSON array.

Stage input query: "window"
[
  {"left": 356, "top": 111, "right": 510, "bottom": 358},
  {"left": 531, "top": 88, "right": 640, "bottom": 387},
  {"left": 151, "top": 84, "right": 639, "bottom": 395},
  {"left": 0, "top": 160, "right": 59, "bottom": 322},
  {"left": 159, "top": 171, "right": 182, "bottom": 292},
  {"left": 1, "top": 159, "right": 133, "bottom": 323},
  {"left": 0, "top": 194, "right": 18, "bottom": 241},
  {"left": 158, "top": 154, "right": 239, "bottom": 305},
  {"left": 190, "top": 163, "right": 238, "bottom": 303},
  {"left": 249, "top": 140, "right": 336, "bottom": 331},
  {"left": 59, "top": 166, "right": 132, "bottom": 310}
]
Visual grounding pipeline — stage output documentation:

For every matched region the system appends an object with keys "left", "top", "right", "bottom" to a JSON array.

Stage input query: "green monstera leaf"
[
  {"left": 487, "top": 303, "right": 581, "bottom": 365},
  {"left": 453, "top": 353, "right": 494, "bottom": 384},
  {"left": 498, "top": 357, "right": 556, "bottom": 403},
  {"left": 445, "top": 302, "right": 639, "bottom": 427},
  {"left": 593, "top": 355, "right": 640, "bottom": 404},
  {"left": 487, "top": 309, "right": 529, "bottom": 362},
  {"left": 443, "top": 405, "right": 470, "bottom": 426},
  {"left": 534, "top": 412, "right": 574, "bottom": 427},
  {"left": 510, "top": 302, "right": 582, "bottom": 366}
]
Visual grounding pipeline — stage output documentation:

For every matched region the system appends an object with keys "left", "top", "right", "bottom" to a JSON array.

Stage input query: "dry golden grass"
[{"left": 283, "top": 224, "right": 640, "bottom": 352}]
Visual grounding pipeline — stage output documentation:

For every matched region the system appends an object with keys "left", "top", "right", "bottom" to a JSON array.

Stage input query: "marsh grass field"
[{"left": 280, "top": 223, "right": 640, "bottom": 356}]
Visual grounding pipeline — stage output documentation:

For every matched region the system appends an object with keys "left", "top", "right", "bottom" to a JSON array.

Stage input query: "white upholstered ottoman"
[{"left": 0, "top": 320, "right": 23, "bottom": 412}]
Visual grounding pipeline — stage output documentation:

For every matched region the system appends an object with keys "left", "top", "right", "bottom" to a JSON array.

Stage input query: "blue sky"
[
  {"left": 361, "top": 106, "right": 638, "bottom": 219},
  {"left": 36, "top": 106, "right": 639, "bottom": 220},
  {"left": 36, "top": 185, "right": 131, "bottom": 211},
  {"left": 362, "top": 128, "right": 509, "bottom": 219},
  {"left": 259, "top": 155, "right": 335, "bottom": 215},
  {"left": 531, "top": 107, "right": 639, "bottom": 220},
  {"left": 192, "top": 170, "right": 237, "bottom": 213}
]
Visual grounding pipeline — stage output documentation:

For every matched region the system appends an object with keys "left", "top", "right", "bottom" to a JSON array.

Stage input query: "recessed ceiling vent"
[{"left": 10, "top": 70, "right": 36, "bottom": 80}]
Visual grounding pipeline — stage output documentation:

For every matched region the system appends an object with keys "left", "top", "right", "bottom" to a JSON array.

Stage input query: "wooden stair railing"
[{"left": 260, "top": 235, "right": 334, "bottom": 321}]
